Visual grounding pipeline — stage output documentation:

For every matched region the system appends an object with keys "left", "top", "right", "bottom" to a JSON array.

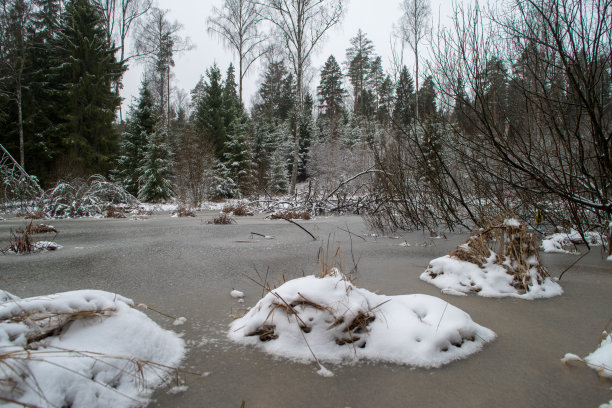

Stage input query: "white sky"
[{"left": 121, "top": 0, "right": 453, "bottom": 113}]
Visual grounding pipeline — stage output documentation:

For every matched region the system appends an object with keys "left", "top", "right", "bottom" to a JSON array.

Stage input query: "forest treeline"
[{"left": 1, "top": 0, "right": 610, "bottom": 237}]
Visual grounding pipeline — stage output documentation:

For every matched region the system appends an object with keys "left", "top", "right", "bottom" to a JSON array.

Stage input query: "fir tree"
[
  {"left": 48, "top": 0, "right": 124, "bottom": 176},
  {"left": 210, "top": 159, "right": 237, "bottom": 199},
  {"left": 223, "top": 63, "right": 242, "bottom": 127},
  {"left": 113, "top": 81, "right": 157, "bottom": 195},
  {"left": 393, "top": 65, "right": 415, "bottom": 126},
  {"left": 137, "top": 126, "right": 173, "bottom": 202},
  {"left": 345, "top": 30, "right": 374, "bottom": 116},
  {"left": 317, "top": 55, "right": 346, "bottom": 129},
  {"left": 193, "top": 64, "right": 225, "bottom": 158},
  {"left": 223, "top": 114, "right": 253, "bottom": 197}
]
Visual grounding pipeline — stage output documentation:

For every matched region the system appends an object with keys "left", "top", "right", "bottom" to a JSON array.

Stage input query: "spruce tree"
[
  {"left": 48, "top": 0, "right": 124, "bottom": 176},
  {"left": 223, "top": 114, "right": 253, "bottom": 197},
  {"left": 193, "top": 64, "right": 225, "bottom": 157},
  {"left": 394, "top": 66, "right": 415, "bottom": 126},
  {"left": 113, "top": 81, "right": 157, "bottom": 195},
  {"left": 317, "top": 55, "right": 346, "bottom": 142},
  {"left": 137, "top": 126, "right": 173, "bottom": 202},
  {"left": 345, "top": 30, "right": 374, "bottom": 116}
]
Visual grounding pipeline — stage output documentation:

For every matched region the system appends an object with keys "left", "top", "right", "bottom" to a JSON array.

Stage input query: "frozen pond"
[{"left": 1, "top": 213, "right": 611, "bottom": 407}]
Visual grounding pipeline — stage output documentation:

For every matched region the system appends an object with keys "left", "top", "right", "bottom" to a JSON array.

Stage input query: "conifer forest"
[{"left": 0, "top": 0, "right": 610, "bottom": 239}]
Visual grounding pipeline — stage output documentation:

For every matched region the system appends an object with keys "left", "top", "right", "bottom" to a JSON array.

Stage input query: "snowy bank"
[
  {"left": 421, "top": 219, "right": 562, "bottom": 299},
  {"left": 541, "top": 229, "right": 605, "bottom": 254},
  {"left": 0, "top": 290, "right": 185, "bottom": 408},
  {"left": 229, "top": 270, "right": 495, "bottom": 369}
]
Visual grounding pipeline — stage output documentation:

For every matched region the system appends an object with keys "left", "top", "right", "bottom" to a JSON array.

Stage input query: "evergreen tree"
[
  {"left": 223, "top": 63, "right": 242, "bottom": 127},
  {"left": 193, "top": 64, "right": 225, "bottom": 157},
  {"left": 393, "top": 65, "right": 415, "bottom": 126},
  {"left": 209, "top": 159, "right": 237, "bottom": 199},
  {"left": 317, "top": 55, "right": 346, "bottom": 129},
  {"left": 252, "top": 60, "right": 294, "bottom": 122},
  {"left": 223, "top": 113, "right": 253, "bottom": 197},
  {"left": 137, "top": 126, "right": 173, "bottom": 202},
  {"left": 345, "top": 29, "right": 374, "bottom": 116},
  {"left": 113, "top": 81, "right": 157, "bottom": 195},
  {"left": 48, "top": 0, "right": 124, "bottom": 176},
  {"left": 417, "top": 75, "right": 436, "bottom": 120}
]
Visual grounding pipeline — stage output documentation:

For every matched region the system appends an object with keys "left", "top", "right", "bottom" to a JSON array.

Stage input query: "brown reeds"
[
  {"left": 209, "top": 213, "right": 235, "bottom": 225},
  {"left": 444, "top": 216, "right": 549, "bottom": 292},
  {"left": 222, "top": 203, "right": 254, "bottom": 216},
  {"left": 105, "top": 206, "right": 127, "bottom": 218},
  {"left": 270, "top": 210, "right": 311, "bottom": 220},
  {"left": 175, "top": 207, "right": 196, "bottom": 217}
]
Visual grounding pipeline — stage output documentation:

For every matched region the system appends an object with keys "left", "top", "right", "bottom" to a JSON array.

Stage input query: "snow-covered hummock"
[
  {"left": 583, "top": 331, "right": 612, "bottom": 378},
  {"left": 421, "top": 255, "right": 563, "bottom": 299},
  {"left": 541, "top": 229, "right": 604, "bottom": 254},
  {"left": 229, "top": 270, "right": 495, "bottom": 368},
  {"left": 0, "top": 290, "right": 185, "bottom": 408}
]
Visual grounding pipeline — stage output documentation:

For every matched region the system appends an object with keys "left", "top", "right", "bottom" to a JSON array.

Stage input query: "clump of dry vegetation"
[
  {"left": 270, "top": 210, "right": 311, "bottom": 220},
  {"left": 222, "top": 202, "right": 254, "bottom": 216},
  {"left": 3, "top": 221, "right": 60, "bottom": 254},
  {"left": 444, "top": 217, "right": 550, "bottom": 292},
  {"left": 105, "top": 205, "right": 127, "bottom": 218},
  {"left": 209, "top": 212, "right": 236, "bottom": 225},
  {"left": 174, "top": 206, "right": 196, "bottom": 217},
  {"left": 16, "top": 210, "right": 46, "bottom": 219}
]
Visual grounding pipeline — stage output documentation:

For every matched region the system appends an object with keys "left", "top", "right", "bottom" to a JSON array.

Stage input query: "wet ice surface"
[{"left": 1, "top": 213, "right": 611, "bottom": 407}]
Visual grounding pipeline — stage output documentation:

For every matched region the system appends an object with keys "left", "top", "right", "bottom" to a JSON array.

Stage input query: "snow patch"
[
  {"left": 541, "top": 229, "right": 604, "bottom": 254},
  {"left": 229, "top": 271, "right": 495, "bottom": 368},
  {"left": 0, "top": 290, "right": 186, "bottom": 408},
  {"left": 230, "top": 289, "right": 245, "bottom": 299},
  {"left": 421, "top": 256, "right": 562, "bottom": 299}
]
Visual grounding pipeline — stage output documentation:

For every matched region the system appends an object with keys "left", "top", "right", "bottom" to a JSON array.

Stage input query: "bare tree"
[
  {"left": 0, "top": 0, "right": 31, "bottom": 168},
  {"left": 207, "top": 0, "right": 266, "bottom": 103},
  {"left": 135, "top": 7, "right": 192, "bottom": 129},
  {"left": 94, "top": 0, "right": 153, "bottom": 121},
  {"left": 254, "top": 0, "right": 345, "bottom": 194},
  {"left": 399, "top": 0, "right": 430, "bottom": 121}
]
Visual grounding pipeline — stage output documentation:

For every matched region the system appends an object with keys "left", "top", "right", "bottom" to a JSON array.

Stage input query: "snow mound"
[
  {"left": 542, "top": 229, "right": 605, "bottom": 254},
  {"left": 584, "top": 331, "right": 612, "bottom": 378},
  {"left": 422, "top": 255, "right": 563, "bottom": 299},
  {"left": 421, "top": 219, "right": 562, "bottom": 299},
  {"left": 0, "top": 290, "right": 185, "bottom": 408},
  {"left": 229, "top": 270, "right": 495, "bottom": 368}
]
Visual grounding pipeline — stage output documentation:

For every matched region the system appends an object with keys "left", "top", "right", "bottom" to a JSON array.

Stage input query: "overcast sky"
[{"left": 121, "top": 0, "right": 453, "bottom": 112}]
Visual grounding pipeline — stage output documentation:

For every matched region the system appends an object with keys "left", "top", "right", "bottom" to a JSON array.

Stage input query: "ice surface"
[
  {"left": 229, "top": 270, "right": 495, "bottom": 368},
  {"left": 0, "top": 290, "right": 185, "bottom": 408}
]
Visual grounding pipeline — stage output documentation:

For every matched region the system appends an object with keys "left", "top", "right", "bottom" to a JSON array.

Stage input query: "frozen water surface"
[{"left": 1, "top": 213, "right": 611, "bottom": 407}]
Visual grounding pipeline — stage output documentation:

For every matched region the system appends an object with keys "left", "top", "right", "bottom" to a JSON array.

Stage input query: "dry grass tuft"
[
  {"left": 442, "top": 216, "right": 549, "bottom": 292},
  {"left": 209, "top": 212, "right": 236, "bottom": 225},
  {"left": 270, "top": 210, "right": 311, "bottom": 220},
  {"left": 222, "top": 202, "right": 254, "bottom": 216},
  {"left": 16, "top": 222, "right": 57, "bottom": 235},
  {"left": 174, "top": 207, "right": 196, "bottom": 217},
  {"left": 105, "top": 206, "right": 127, "bottom": 218}
]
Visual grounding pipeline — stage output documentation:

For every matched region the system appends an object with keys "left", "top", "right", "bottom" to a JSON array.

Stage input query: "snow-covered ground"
[
  {"left": 541, "top": 229, "right": 605, "bottom": 254},
  {"left": 0, "top": 290, "right": 185, "bottom": 408},
  {"left": 229, "top": 270, "right": 495, "bottom": 372},
  {"left": 421, "top": 255, "right": 563, "bottom": 299}
]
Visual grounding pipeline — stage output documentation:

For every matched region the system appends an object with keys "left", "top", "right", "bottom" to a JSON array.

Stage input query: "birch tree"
[
  {"left": 255, "top": 0, "right": 345, "bottom": 194},
  {"left": 207, "top": 0, "right": 266, "bottom": 103}
]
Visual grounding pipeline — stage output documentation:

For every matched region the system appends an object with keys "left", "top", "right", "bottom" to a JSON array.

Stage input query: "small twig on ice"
[
  {"left": 558, "top": 250, "right": 590, "bottom": 281},
  {"left": 278, "top": 217, "right": 316, "bottom": 241}
]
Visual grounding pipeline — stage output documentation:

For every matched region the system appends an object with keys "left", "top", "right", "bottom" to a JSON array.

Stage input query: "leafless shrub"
[
  {"left": 16, "top": 209, "right": 46, "bottom": 219},
  {"left": 42, "top": 175, "right": 139, "bottom": 218},
  {"left": 16, "top": 222, "right": 57, "bottom": 235}
]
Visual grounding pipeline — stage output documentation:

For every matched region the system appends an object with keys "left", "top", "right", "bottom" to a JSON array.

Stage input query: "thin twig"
[
  {"left": 558, "top": 250, "right": 590, "bottom": 281},
  {"left": 279, "top": 217, "right": 316, "bottom": 241}
]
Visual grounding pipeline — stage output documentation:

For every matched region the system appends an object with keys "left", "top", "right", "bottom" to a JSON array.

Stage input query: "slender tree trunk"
[
  {"left": 167, "top": 64, "right": 170, "bottom": 129},
  {"left": 17, "top": 83, "right": 24, "bottom": 169},
  {"left": 414, "top": 40, "right": 419, "bottom": 123}
]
